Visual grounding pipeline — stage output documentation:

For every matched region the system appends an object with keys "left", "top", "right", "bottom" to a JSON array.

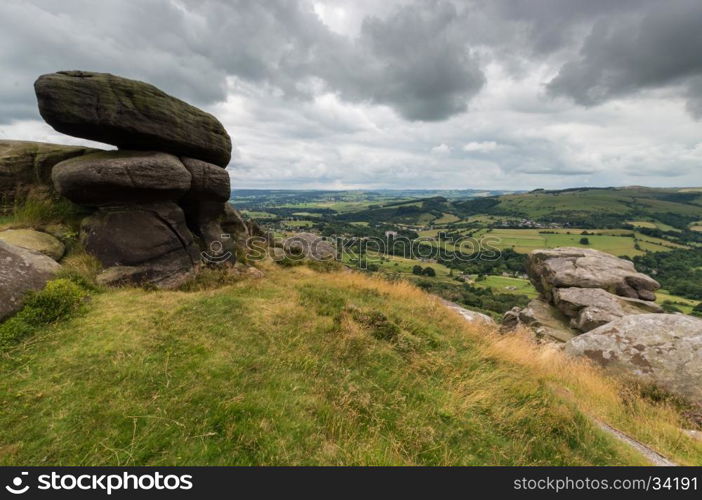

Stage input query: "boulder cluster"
[
  {"left": 30, "top": 70, "right": 246, "bottom": 287},
  {"left": 504, "top": 246, "right": 702, "bottom": 405}
]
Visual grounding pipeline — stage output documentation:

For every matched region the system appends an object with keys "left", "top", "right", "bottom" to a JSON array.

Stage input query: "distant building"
[{"left": 385, "top": 231, "right": 398, "bottom": 238}]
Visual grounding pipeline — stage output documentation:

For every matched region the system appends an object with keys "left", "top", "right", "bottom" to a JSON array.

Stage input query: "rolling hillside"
[{"left": 1, "top": 264, "right": 701, "bottom": 465}]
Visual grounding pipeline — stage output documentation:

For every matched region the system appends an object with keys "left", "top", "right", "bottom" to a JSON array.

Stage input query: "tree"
[
  {"left": 422, "top": 267, "right": 436, "bottom": 277},
  {"left": 579, "top": 237, "right": 590, "bottom": 245},
  {"left": 412, "top": 265, "right": 423, "bottom": 275}
]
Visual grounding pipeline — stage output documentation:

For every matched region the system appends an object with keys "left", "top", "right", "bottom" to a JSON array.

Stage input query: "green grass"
[
  {"left": 3, "top": 195, "right": 88, "bottom": 230},
  {"left": 1, "top": 265, "right": 701, "bottom": 465},
  {"left": 655, "top": 289, "right": 699, "bottom": 315}
]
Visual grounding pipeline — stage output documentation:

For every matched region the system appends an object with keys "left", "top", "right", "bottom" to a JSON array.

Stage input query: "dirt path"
[{"left": 591, "top": 418, "right": 677, "bottom": 466}]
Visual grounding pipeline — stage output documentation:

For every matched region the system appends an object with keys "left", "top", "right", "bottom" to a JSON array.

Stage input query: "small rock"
[
  {"left": 282, "top": 233, "right": 336, "bottom": 261},
  {"left": 553, "top": 287, "right": 663, "bottom": 332},
  {"left": 0, "top": 240, "right": 61, "bottom": 321},
  {"left": 503, "top": 297, "right": 578, "bottom": 343},
  {"left": 0, "top": 228, "right": 65, "bottom": 261}
]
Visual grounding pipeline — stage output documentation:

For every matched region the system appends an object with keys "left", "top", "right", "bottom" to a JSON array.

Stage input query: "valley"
[{"left": 235, "top": 186, "right": 702, "bottom": 319}]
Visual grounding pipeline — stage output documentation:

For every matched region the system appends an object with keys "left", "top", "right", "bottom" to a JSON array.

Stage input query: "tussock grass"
[
  {"left": 4, "top": 194, "right": 87, "bottom": 230},
  {"left": 0, "top": 265, "right": 700, "bottom": 465}
]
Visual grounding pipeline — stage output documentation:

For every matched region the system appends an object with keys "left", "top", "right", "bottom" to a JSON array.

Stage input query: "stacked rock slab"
[
  {"left": 527, "top": 247, "right": 659, "bottom": 301},
  {"left": 35, "top": 71, "right": 231, "bottom": 167},
  {"left": 503, "top": 247, "right": 663, "bottom": 341},
  {"left": 36, "top": 71, "right": 236, "bottom": 288}
]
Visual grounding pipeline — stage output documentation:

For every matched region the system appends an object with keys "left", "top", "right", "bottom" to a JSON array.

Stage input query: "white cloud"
[
  {"left": 431, "top": 143, "right": 451, "bottom": 155},
  {"left": 463, "top": 141, "right": 499, "bottom": 152}
]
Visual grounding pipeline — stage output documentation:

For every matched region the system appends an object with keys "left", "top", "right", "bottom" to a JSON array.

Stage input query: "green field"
[
  {"left": 473, "top": 276, "right": 538, "bottom": 298},
  {"left": 241, "top": 210, "right": 276, "bottom": 219},
  {"left": 479, "top": 229, "right": 685, "bottom": 256}
]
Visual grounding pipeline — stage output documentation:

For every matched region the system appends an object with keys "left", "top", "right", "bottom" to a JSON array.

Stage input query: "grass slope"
[{"left": 1, "top": 265, "right": 701, "bottom": 465}]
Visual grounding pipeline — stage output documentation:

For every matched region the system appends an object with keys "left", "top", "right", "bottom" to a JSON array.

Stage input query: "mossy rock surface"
[
  {"left": 34, "top": 71, "right": 232, "bottom": 167},
  {"left": 0, "top": 140, "right": 99, "bottom": 203},
  {"left": 0, "top": 228, "right": 65, "bottom": 261},
  {"left": 52, "top": 151, "right": 192, "bottom": 205}
]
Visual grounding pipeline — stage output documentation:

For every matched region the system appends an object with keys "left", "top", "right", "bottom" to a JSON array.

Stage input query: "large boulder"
[
  {"left": 52, "top": 151, "right": 191, "bottom": 205},
  {"left": 0, "top": 140, "right": 99, "bottom": 203},
  {"left": 502, "top": 297, "right": 578, "bottom": 343},
  {"left": 0, "top": 240, "right": 61, "bottom": 321},
  {"left": 35, "top": 71, "right": 232, "bottom": 167},
  {"left": 527, "top": 247, "right": 660, "bottom": 301},
  {"left": 81, "top": 203, "right": 199, "bottom": 288},
  {"left": 566, "top": 314, "right": 702, "bottom": 405},
  {"left": 553, "top": 287, "right": 663, "bottom": 332},
  {"left": 0, "top": 229, "right": 65, "bottom": 261}
]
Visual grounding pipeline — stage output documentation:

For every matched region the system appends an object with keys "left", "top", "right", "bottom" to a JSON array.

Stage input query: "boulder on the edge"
[
  {"left": 527, "top": 247, "right": 659, "bottom": 301},
  {"left": 502, "top": 297, "right": 578, "bottom": 343},
  {"left": 565, "top": 314, "right": 702, "bottom": 405},
  {"left": 0, "top": 240, "right": 61, "bottom": 321},
  {"left": 178, "top": 157, "right": 234, "bottom": 263},
  {"left": 35, "top": 71, "right": 232, "bottom": 167},
  {"left": 0, "top": 229, "right": 65, "bottom": 261},
  {"left": 282, "top": 232, "right": 336, "bottom": 261},
  {"left": 0, "top": 140, "right": 99, "bottom": 203},
  {"left": 53, "top": 151, "right": 191, "bottom": 205},
  {"left": 81, "top": 203, "right": 199, "bottom": 288},
  {"left": 553, "top": 287, "right": 663, "bottom": 332}
]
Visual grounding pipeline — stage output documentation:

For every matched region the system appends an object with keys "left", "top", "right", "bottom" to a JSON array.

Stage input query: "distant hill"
[{"left": 312, "top": 186, "right": 702, "bottom": 230}]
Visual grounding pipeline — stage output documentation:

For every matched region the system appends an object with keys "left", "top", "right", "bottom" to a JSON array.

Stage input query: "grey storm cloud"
[
  {"left": 547, "top": 0, "right": 702, "bottom": 117},
  {"left": 0, "top": 0, "right": 484, "bottom": 123},
  {"left": 3, "top": 0, "right": 702, "bottom": 123}
]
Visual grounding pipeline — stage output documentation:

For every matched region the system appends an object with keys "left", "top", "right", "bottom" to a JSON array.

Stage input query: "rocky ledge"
[{"left": 504, "top": 245, "right": 701, "bottom": 405}]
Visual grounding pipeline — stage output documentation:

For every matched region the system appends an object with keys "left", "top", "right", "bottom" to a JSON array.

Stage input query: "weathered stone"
[
  {"left": 180, "top": 157, "right": 230, "bottom": 202},
  {"left": 0, "top": 140, "right": 99, "bottom": 203},
  {"left": 81, "top": 203, "right": 199, "bottom": 288},
  {"left": 502, "top": 297, "right": 578, "bottom": 343},
  {"left": 0, "top": 229, "right": 65, "bottom": 261},
  {"left": 566, "top": 314, "right": 702, "bottom": 405},
  {"left": 182, "top": 200, "right": 235, "bottom": 265},
  {"left": 0, "top": 240, "right": 61, "bottom": 321},
  {"left": 53, "top": 151, "right": 191, "bottom": 205},
  {"left": 35, "top": 71, "right": 232, "bottom": 167},
  {"left": 553, "top": 287, "right": 663, "bottom": 332},
  {"left": 96, "top": 263, "right": 196, "bottom": 289},
  {"left": 527, "top": 247, "right": 659, "bottom": 301},
  {"left": 177, "top": 158, "right": 234, "bottom": 263},
  {"left": 282, "top": 233, "right": 336, "bottom": 261}
]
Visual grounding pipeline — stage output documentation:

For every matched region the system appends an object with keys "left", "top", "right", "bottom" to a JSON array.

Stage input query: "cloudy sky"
[{"left": 2, "top": 0, "right": 702, "bottom": 190}]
